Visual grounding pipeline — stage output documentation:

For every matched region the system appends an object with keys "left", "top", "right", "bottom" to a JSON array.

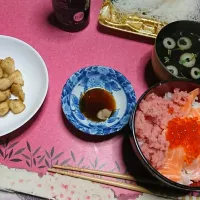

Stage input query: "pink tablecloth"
[{"left": 0, "top": 0, "right": 166, "bottom": 199}]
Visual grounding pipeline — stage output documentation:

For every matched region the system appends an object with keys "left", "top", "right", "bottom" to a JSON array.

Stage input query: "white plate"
[{"left": 0, "top": 35, "right": 49, "bottom": 136}]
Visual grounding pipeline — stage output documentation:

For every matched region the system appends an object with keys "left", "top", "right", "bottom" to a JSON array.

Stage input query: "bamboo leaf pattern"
[
  {"left": 26, "top": 160, "right": 31, "bottom": 167},
  {"left": 14, "top": 148, "right": 26, "bottom": 156},
  {"left": 53, "top": 152, "right": 64, "bottom": 161},
  {"left": 33, "top": 147, "right": 41, "bottom": 156},
  {"left": 8, "top": 142, "right": 19, "bottom": 149},
  {"left": 45, "top": 159, "right": 50, "bottom": 168},
  {"left": 22, "top": 154, "right": 30, "bottom": 160},
  {"left": 38, "top": 155, "right": 45, "bottom": 164},
  {"left": 71, "top": 151, "right": 75, "bottom": 162},
  {"left": 33, "top": 158, "right": 36, "bottom": 166},
  {"left": 0, "top": 149, "right": 4, "bottom": 157},
  {"left": 115, "top": 161, "right": 120, "bottom": 172},
  {"left": 45, "top": 151, "right": 50, "bottom": 159},
  {"left": 50, "top": 147, "right": 54, "bottom": 158},
  {"left": 10, "top": 159, "right": 22, "bottom": 162},
  {"left": 95, "top": 157, "right": 98, "bottom": 168},
  {"left": 26, "top": 142, "right": 31, "bottom": 152},
  {"left": 61, "top": 158, "right": 70, "bottom": 166},
  {"left": 111, "top": 168, "right": 116, "bottom": 172},
  {"left": 90, "top": 161, "right": 95, "bottom": 169},
  {"left": 78, "top": 157, "right": 84, "bottom": 166},
  {"left": 8, "top": 149, "right": 13, "bottom": 159},
  {"left": 38, "top": 166, "right": 46, "bottom": 169},
  {"left": 98, "top": 163, "right": 106, "bottom": 170},
  {"left": 0, "top": 140, "right": 124, "bottom": 174}
]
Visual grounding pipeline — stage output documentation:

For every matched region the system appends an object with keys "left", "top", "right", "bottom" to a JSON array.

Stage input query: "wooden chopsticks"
[
  {"left": 48, "top": 165, "right": 153, "bottom": 195},
  {"left": 50, "top": 165, "right": 157, "bottom": 184},
  {"left": 48, "top": 165, "right": 198, "bottom": 200},
  {"left": 52, "top": 165, "right": 135, "bottom": 181}
]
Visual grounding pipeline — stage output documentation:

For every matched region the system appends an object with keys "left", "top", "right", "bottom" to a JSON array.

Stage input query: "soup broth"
[{"left": 156, "top": 31, "right": 200, "bottom": 79}]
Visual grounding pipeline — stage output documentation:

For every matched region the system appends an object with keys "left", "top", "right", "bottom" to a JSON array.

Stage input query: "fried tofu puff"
[
  {"left": 8, "top": 99, "right": 25, "bottom": 114},
  {"left": 0, "top": 78, "right": 13, "bottom": 90},
  {"left": 8, "top": 70, "right": 24, "bottom": 86},
  {"left": 0, "top": 101, "right": 9, "bottom": 116},
  {"left": 10, "top": 84, "right": 25, "bottom": 102},
  {"left": 0, "top": 89, "right": 11, "bottom": 102},
  {"left": 0, "top": 57, "right": 15, "bottom": 75}
]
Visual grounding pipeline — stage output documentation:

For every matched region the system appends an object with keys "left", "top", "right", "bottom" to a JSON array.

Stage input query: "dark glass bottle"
[{"left": 52, "top": 0, "right": 90, "bottom": 32}]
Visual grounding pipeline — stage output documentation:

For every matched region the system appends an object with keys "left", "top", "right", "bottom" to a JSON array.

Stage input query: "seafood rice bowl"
[{"left": 132, "top": 80, "right": 200, "bottom": 190}]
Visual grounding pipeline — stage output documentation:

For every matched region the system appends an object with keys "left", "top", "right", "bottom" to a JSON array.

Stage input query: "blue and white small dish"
[{"left": 61, "top": 65, "right": 136, "bottom": 135}]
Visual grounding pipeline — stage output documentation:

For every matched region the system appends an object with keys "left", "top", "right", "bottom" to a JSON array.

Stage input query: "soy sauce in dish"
[
  {"left": 79, "top": 88, "right": 116, "bottom": 122},
  {"left": 156, "top": 31, "right": 200, "bottom": 79}
]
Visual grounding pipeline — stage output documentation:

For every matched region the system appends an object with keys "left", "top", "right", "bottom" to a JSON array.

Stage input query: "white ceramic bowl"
[{"left": 0, "top": 35, "right": 49, "bottom": 136}]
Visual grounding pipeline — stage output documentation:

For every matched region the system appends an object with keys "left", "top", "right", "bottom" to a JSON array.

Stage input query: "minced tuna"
[{"left": 135, "top": 89, "right": 189, "bottom": 169}]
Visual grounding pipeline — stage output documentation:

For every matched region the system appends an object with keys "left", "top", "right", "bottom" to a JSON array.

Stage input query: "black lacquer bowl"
[{"left": 130, "top": 79, "right": 200, "bottom": 191}]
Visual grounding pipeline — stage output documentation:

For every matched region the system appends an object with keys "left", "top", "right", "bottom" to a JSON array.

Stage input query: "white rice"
[
  {"left": 164, "top": 92, "right": 173, "bottom": 100},
  {"left": 164, "top": 92, "right": 200, "bottom": 108}
]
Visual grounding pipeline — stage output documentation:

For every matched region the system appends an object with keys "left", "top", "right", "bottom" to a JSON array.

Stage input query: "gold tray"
[{"left": 98, "top": 0, "right": 167, "bottom": 39}]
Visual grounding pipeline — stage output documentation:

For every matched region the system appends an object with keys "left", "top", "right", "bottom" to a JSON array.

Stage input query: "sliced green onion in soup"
[
  {"left": 179, "top": 53, "right": 196, "bottom": 68},
  {"left": 164, "top": 57, "right": 170, "bottom": 63},
  {"left": 163, "top": 37, "right": 176, "bottom": 50},
  {"left": 177, "top": 37, "right": 192, "bottom": 50},
  {"left": 166, "top": 65, "right": 178, "bottom": 76},
  {"left": 191, "top": 67, "right": 200, "bottom": 79}
]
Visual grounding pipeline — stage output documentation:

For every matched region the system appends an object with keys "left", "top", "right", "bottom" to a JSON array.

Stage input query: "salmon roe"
[
  {"left": 166, "top": 117, "right": 200, "bottom": 164},
  {"left": 168, "top": 107, "right": 174, "bottom": 114}
]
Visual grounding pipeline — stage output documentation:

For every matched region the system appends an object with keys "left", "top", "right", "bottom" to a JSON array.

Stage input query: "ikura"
[{"left": 166, "top": 117, "right": 200, "bottom": 164}]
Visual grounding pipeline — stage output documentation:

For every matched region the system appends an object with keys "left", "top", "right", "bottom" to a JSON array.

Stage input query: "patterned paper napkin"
[
  {"left": 0, "top": 164, "right": 117, "bottom": 200},
  {"left": 0, "top": 164, "right": 199, "bottom": 200}
]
